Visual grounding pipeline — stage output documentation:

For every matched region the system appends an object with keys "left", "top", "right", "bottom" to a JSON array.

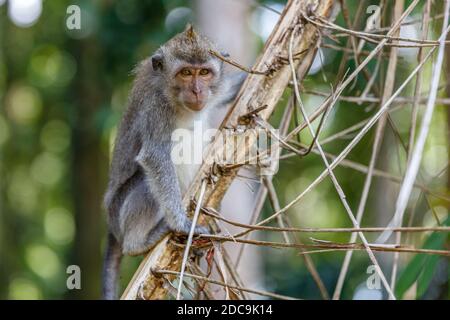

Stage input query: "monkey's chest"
[{"left": 172, "top": 114, "right": 214, "bottom": 195}]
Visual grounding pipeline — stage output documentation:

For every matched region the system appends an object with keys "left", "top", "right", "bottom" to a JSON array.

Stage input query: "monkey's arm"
[{"left": 135, "top": 140, "right": 207, "bottom": 234}]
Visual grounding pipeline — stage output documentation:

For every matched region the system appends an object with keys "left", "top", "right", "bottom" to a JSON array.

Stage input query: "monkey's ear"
[{"left": 151, "top": 53, "right": 163, "bottom": 71}]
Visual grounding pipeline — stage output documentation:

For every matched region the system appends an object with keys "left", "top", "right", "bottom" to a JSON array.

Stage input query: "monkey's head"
[{"left": 151, "top": 24, "right": 224, "bottom": 112}]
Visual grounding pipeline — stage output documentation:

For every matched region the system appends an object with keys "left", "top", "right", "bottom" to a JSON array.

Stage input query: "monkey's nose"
[{"left": 192, "top": 91, "right": 203, "bottom": 101}]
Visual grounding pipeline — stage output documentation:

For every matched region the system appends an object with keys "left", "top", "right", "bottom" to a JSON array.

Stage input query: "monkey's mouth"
[{"left": 183, "top": 99, "right": 206, "bottom": 111}]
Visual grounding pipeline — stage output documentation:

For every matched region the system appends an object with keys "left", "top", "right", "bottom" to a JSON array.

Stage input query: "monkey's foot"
[{"left": 169, "top": 218, "right": 209, "bottom": 236}]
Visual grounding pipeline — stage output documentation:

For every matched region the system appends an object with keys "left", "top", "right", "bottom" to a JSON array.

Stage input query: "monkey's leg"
[
  {"left": 143, "top": 218, "right": 170, "bottom": 250},
  {"left": 122, "top": 218, "right": 170, "bottom": 256},
  {"left": 136, "top": 143, "right": 209, "bottom": 236},
  {"left": 119, "top": 179, "right": 167, "bottom": 256}
]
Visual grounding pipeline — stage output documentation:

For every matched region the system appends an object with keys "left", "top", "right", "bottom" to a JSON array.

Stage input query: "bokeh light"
[
  {"left": 30, "top": 152, "right": 64, "bottom": 186},
  {"left": 250, "top": 2, "right": 284, "bottom": 41},
  {"left": 0, "top": 115, "right": 10, "bottom": 146},
  {"left": 284, "top": 174, "right": 340, "bottom": 228},
  {"left": 40, "top": 120, "right": 71, "bottom": 153},
  {"left": 8, "top": 166, "right": 39, "bottom": 215},
  {"left": 115, "top": 0, "right": 141, "bottom": 25},
  {"left": 165, "top": 7, "right": 192, "bottom": 33},
  {"left": 398, "top": 16, "right": 420, "bottom": 59},
  {"left": 25, "top": 244, "right": 61, "bottom": 280},
  {"left": 5, "top": 85, "right": 43, "bottom": 125},
  {"left": 28, "top": 46, "right": 77, "bottom": 88},
  {"left": 44, "top": 207, "right": 75, "bottom": 245},
  {"left": 353, "top": 284, "right": 383, "bottom": 300},
  {"left": 8, "top": 278, "right": 42, "bottom": 299}
]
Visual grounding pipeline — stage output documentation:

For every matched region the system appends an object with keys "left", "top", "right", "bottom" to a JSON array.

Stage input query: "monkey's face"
[{"left": 173, "top": 64, "right": 216, "bottom": 112}]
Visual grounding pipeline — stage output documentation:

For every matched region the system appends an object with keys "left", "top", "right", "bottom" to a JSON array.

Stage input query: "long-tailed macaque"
[{"left": 102, "top": 25, "right": 244, "bottom": 299}]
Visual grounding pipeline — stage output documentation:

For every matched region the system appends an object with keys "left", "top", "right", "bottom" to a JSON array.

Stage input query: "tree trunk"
[{"left": 70, "top": 39, "right": 108, "bottom": 299}]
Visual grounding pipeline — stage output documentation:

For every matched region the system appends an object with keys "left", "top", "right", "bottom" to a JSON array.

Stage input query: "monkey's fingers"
[
  {"left": 193, "top": 225, "right": 210, "bottom": 235},
  {"left": 169, "top": 218, "right": 209, "bottom": 236}
]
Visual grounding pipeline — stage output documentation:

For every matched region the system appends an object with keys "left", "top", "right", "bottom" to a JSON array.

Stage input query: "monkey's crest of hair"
[
  {"left": 184, "top": 23, "right": 196, "bottom": 40},
  {"left": 162, "top": 24, "right": 220, "bottom": 65}
]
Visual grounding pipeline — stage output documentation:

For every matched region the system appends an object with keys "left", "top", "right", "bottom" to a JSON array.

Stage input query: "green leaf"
[
  {"left": 416, "top": 254, "right": 440, "bottom": 298},
  {"left": 395, "top": 251, "right": 427, "bottom": 298},
  {"left": 396, "top": 217, "right": 449, "bottom": 299}
]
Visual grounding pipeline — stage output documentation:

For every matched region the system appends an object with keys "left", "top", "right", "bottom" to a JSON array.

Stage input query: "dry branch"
[
  {"left": 198, "top": 234, "right": 450, "bottom": 257},
  {"left": 121, "top": 0, "right": 337, "bottom": 300}
]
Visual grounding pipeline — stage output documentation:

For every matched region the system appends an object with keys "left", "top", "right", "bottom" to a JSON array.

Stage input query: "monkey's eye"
[
  {"left": 199, "top": 69, "right": 210, "bottom": 76},
  {"left": 180, "top": 68, "right": 192, "bottom": 76}
]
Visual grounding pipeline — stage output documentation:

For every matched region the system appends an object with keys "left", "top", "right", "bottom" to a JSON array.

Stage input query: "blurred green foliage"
[{"left": 0, "top": 0, "right": 193, "bottom": 299}]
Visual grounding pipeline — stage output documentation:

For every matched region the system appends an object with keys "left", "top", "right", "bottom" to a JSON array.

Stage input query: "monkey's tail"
[{"left": 102, "top": 232, "right": 122, "bottom": 300}]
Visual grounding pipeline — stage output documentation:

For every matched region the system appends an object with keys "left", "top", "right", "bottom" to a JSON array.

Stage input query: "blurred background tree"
[{"left": 0, "top": 0, "right": 448, "bottom": 300}]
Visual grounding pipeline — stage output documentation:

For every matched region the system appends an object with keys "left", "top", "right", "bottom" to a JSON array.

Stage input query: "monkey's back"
[{"left": 104, "top": 98, "right": 143, "bottom": 222}]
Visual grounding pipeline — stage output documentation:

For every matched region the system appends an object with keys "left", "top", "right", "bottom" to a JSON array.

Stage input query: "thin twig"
[
  {"left": 156, "top": 270, "right": 299, "bottom": 300},
  {"left": 263, "top": 177, "right": 330, "bottom": 299},
  {"left": 290, "top": 24, "right": 397, "bottom": 298},
  {"left": 303, "top": 90, "right": 450, "bottom": 105},
  {"left": 177, "top": 180, "right": 207, "bottom": 300},
  {"left": 333, "top": 0, "right": 404, "bottom": 299},
  {"left": 234, "top": 6, "right": 439, "bottom": 276},
  {"left": 280, "top": 144, "right": 450, "bottom": 203},
  {"left": 209, "top": 49, "right": 268, "bottom": 75},
  {"left": 199, "top": 235, "right": 450, "bottom": 257},
  {"left": 304, "top": 11, "right": 450, "bottom": 46},
  {"left": 387, "top": 0, "right": 450, "bottom": 292},
  {"left": 377, "top": 0, "right": 450, "bottom": 244},
  {"left": 408, "top": 0, "right": 432, "bottom": 160},
  {"left": 200, "top": 208, "right": 450, "bottom": 233}
]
